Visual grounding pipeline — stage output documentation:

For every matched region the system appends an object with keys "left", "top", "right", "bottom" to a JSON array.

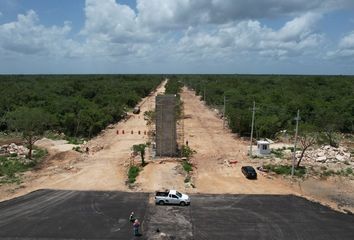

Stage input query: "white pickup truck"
[{"left": 155, "top": 190, "right": 191, "bottom": 206}]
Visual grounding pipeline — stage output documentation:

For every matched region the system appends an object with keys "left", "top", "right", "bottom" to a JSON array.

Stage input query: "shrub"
[
  {"left": 128, "top": 166, "right": 140, "bottom": 183},
  {"left": 66, "top": 137, "right": 85, "bottom": 145},
  {"left": 321, "top": 169, "right": 335, "bottom": 177},
  {"left": 271, "top": 149, "right": 284, "bottom": 158},
  {"left": 0, "top": 147, "right": 47, "bottom": 183},
  {"left": 182, "top": 161, "right": 193, "bottom": 173},
  {"left": 72, "top": 146, "right": 82, "bottom": 153},
  {"left": 345, "top": 167, "right": 353, "bottom": 175},
  {"left": 32, "top": 147, "right": 48, "bottom": 162},
  {"left": 264, "top": 164, "right": 306, "bottom": 177},
  {"left": 184, "top": 175, "right": 191, "bottom": 183},
  {"left": 181, "top": 145, "right": 196, "bottom": 159}
]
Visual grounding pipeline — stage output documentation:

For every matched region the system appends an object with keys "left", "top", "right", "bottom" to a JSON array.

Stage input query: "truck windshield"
[{"left": 176, "top": 191, "right": 182, "bottom": 198}]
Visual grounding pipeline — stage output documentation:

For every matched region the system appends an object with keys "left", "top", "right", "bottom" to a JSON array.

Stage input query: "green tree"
[
  {"left": 6, "top": 107, "right": 52, "bottom": 159},
  {"left": 132, "top": 144, "right": 147, "bottom": 165},
  {"left": 180, "top": 145, "right": 196, "bottom": 160}
]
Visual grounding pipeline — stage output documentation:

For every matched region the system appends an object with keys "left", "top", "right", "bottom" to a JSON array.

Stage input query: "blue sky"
[{"left": 0, "top": 0, "right": 354, "bottom": 74}]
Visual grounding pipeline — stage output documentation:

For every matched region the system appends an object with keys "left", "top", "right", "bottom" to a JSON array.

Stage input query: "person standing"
[
  {"left": 129, "top": 212, "right": 135, "bottom": 223},
  {"left": 133, "top": 219, "right": 140, "bottom": 236}
]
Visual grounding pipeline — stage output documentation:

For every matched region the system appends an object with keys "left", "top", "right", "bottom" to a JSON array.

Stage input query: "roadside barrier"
[{"left": 116, "top": 130, "right": 148, "bottom": 135}]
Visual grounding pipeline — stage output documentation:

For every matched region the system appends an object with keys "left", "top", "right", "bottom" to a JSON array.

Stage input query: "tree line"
[
  {"left": 172, "top": 75, "right": 354, "bottom": 140},
  {"left": 0, "top": 75, "right": 162, "bottom": 139}
]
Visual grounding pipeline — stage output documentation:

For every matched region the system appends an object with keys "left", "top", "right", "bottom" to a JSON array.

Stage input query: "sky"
[{"left": 0, "top": 0, "right": 354, "bottom": 74}]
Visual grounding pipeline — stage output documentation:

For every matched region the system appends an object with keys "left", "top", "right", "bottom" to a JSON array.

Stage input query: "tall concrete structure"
[{"left": 155, "top": 95, "right": 177, "bottom": 156}]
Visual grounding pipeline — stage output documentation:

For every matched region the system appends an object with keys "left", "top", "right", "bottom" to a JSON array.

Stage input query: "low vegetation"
[
  {"left": 180, "top": 145, "right": 196, "bottom": 160},
  {"left": 320, "top": 167, "right": 354, "bottom": 178},
  {"left": 271, "top": 149, "right": 284, "bottom": 158},
  {"left": 181, "top": 145, "right": 195, "bottom": 173},
  {"left": 264, "top": 164, "right": 306, "bottom": 177},
  {"left": 180, "top": 145, "right": 196, "bottom": 186},
  {"left": 182, "top": 161, "right": 193, "bottom": 173},
  {"left": 143, "top": 110, "right": 155, "bottom": 125},
  {"left": 128, "top": 166, "right": 140, "bottom": 184},
  {"left": 0, "top": 147, "right": 47, "bottom": 184}
]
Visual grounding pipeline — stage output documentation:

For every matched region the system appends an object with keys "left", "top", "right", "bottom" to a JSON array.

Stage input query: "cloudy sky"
[{"left": 0, "top": 0, "right": 354, "bottom": 74}]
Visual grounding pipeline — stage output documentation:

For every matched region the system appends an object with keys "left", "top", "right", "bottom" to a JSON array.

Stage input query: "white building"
[{"left": 257, "top": 140, "right": 271, "bottom": 155}]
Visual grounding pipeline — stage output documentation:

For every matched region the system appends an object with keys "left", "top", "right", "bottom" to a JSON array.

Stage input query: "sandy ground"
[
  {"left": 181, "top": 87, "right": 354, "bottom": 212},
  {"left": 1, "top": 82, "right": 353, "bottom": 213},
  {"left": 0, "top": 81, "right": 166, "bottom": 200},
  {"left": 181, "top": 87, "right": 294, "bottom": 194}
]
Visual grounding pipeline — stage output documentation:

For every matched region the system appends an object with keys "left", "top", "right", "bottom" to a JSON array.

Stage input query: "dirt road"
[
  {"left": 0, "top": 81, "right": 167, "bottom": 200},
  {"left": 181, "top": 87, "right": 293, "bottom": 194},
  {"left": 1, "top": 81, "right": 353, "bottom": 213}
]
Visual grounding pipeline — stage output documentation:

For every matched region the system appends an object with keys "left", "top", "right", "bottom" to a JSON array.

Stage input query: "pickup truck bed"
[{"left": 156, "top": 192, "right": 168, "bottom": 197}]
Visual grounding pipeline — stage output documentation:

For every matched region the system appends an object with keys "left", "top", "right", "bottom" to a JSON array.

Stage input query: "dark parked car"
[
  {"left": 241, "top": 166, "right": 257, "bottom": 179},
  {"left": 133, "top": 106, "right": 140, "bottom": 114}
]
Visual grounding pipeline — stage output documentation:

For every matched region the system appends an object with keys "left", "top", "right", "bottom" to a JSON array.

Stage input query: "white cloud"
[
  {"left": 339, "top": 32, "right": 354, "bottom": 49},
  {"left": 79, "top": 0, "right": 155, "bottom": 58},
  {"left": 0, "top": 10, "right": 76, "bottom": 56},
  {"left": 176, "top": 13, "right": 324, "bottom": 60},
  {"left": 327, "top": 31, "right": 354, "bottom": 58},
  {"left": 83, "top": 0, "right": 137, "bottom": 40},
  {"left": 136, "top": 0, "right": 352, "bottom": 30},
  {"left": 1, "top": 0, "right": 352, "bottom": 73},
  {"left": 79, "top": 1, "right": 326, "bottom": 60}
]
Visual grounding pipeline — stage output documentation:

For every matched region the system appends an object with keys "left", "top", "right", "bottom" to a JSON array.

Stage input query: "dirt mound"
[
  {"left": 48, "top": 150, "right": 81, "bottom": 162},
  {"left": 35, "top": 138, "right": 77, "bottom": 153},
  {"left": 0, "top": 139, "right": 23, "bottom": 146}
]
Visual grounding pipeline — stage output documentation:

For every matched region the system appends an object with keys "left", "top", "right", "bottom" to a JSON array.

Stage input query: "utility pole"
[
  {"left": 291, "top": 110, "right": 301, "bottom": 177},
  {"left": 203, "top": 86, "right": 206, "bottom": 102},
  {"left": 249, "top": 101, "right": 256, "bottom": 158},
  {"left": 223, "top": 95, "right": 226, "bottom": 129}
]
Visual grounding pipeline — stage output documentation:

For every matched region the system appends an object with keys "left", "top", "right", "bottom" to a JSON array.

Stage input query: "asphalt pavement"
[
  {"left": 0, "top": 190, "right": 353, "bottom": 239},
  {"left": 0, "top": 190, "right": 148, "bottom": 240}
]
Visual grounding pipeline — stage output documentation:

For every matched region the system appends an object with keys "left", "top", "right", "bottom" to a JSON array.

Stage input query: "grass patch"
[
  {"left": 65, "top": 136, "right": 86, "bottom": 145},
  {"left": 287, "top": 147, "right": 301, "bottom": 152},
  {"left": 32, "top": 147, "right": 48, "bottom": 162},
  {"left": 320, "top": 167, "right": 354, "bottom": 178},
  {"left": 44, "top": 131, "right": 64, "bottom": 140},
  {"left": 271, "top": 149, "right": 284, "bottom": 158},
  {"left": 321, "top": 169, "right": 336, "bottom": 177},
  {"left": 264, "top": 164, "right": 306, "bottom": 177},
  {"left": 182, "top": 160, "right": 193, "bottom": 173},
  {"left": 0, "top": 147, "right": 47, "bottom": 184},
  {"left": 346, "top": 168, "right": 353, "bottom": 175},
  {"left": 128, "top": 166, "right": 140, "bottom": 183},
  {"left": 180, "top": 145, "right": 196, "bottom": 159}
]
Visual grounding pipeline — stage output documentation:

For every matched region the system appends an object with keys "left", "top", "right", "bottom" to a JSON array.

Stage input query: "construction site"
[{"left": 0, "top": 80, "right": 353, "bottom": 239}]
